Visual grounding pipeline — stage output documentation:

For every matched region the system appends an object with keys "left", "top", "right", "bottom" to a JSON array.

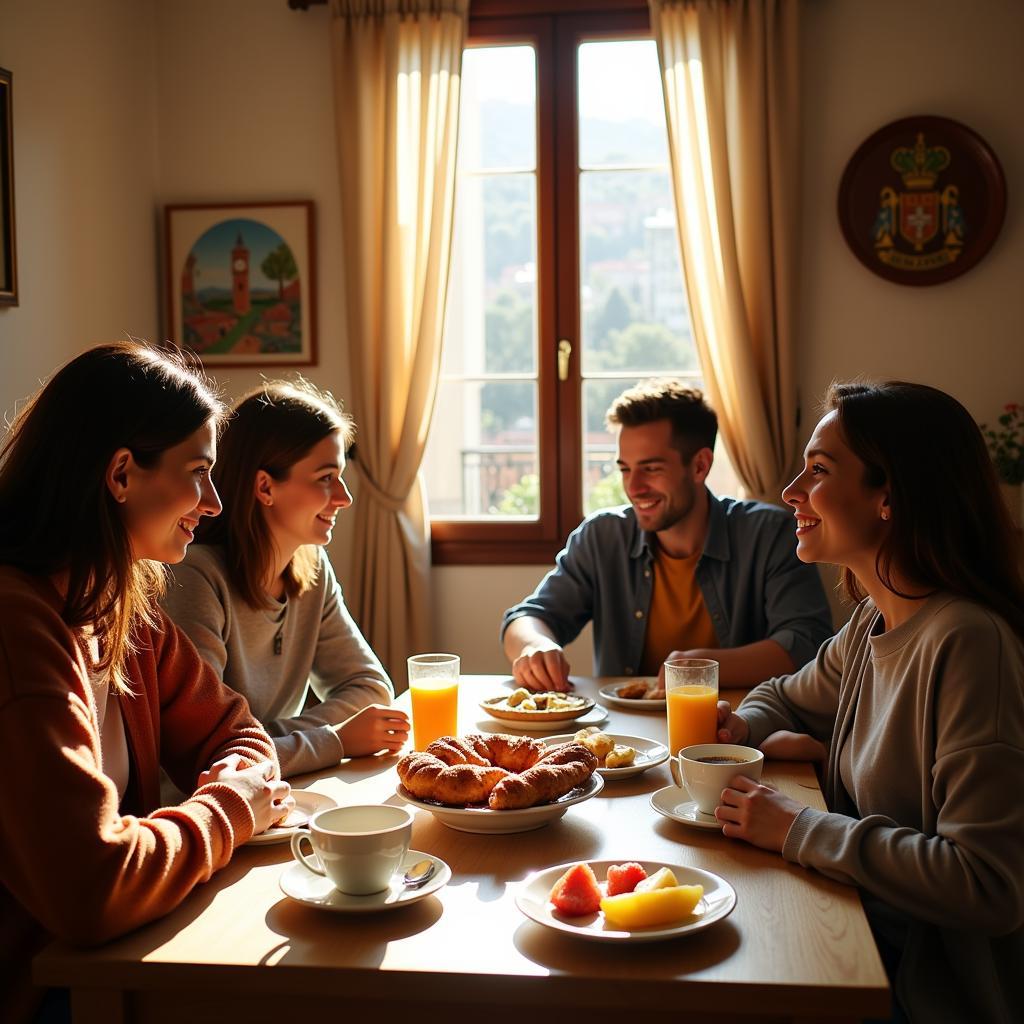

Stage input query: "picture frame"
[
  {"left": 0, "top": 66, "right": 17, "bottom": 307},
  {"left": 164, "top": 200, "right": 317, "bottom": 366},
  {"left": 837, "top": 115, "right": 1006, "bottom": 287}
]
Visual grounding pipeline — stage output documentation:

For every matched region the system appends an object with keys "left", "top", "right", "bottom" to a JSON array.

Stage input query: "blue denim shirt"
[{"left": 501, "top": 491, "right": 834, "bottom": 677}]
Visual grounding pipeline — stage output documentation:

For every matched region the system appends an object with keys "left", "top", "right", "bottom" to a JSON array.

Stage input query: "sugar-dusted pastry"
[{"left": 604, "top": 744, "right": 636, "bottom": 769}]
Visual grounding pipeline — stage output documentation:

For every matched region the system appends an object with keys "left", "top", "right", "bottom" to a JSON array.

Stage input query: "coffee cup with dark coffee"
[{"left": 670, "top": 743, "right": 764, "bottom": 815}]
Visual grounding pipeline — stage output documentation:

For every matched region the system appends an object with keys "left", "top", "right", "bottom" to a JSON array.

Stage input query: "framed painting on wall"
[
  {"left": 0, "top": 66, "right": 17, "bottom": 307},
  {"left": 164, "top": 201, "right": 317, "bottom": 366}
]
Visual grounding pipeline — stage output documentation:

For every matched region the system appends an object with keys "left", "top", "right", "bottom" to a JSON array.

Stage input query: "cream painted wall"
[
  {"left": 434, "top": 0, "right": 1024, "bottom": 673},
  {"left": 0, "top": 0, "right": 159, "bottom": 418}
]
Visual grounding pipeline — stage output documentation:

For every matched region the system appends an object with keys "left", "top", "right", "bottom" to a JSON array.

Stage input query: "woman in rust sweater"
[{"left": 0, "top": 342, "right": 291, "bottom": 1023}]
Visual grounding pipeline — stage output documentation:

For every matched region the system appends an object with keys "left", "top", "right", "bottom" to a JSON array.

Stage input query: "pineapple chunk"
[
  {"left": 634, "top": 866, "right": 679, "bottom": 892},
  {"left": 506, "top": 687, "right": 531, "bottom": 707},
  {"left": 600, "top": 885, "right": 703, "bottom": 928},
  {"left": 604, "top": 744, "right": 636, "bottom": 768}
]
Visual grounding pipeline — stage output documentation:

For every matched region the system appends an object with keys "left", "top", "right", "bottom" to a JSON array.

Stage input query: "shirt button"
[
  {"left": 644, "top": 569, "right": 651, "bottom": 578},
  {"left": 634, "top": 610, "right": 644, "bottom": 619}
]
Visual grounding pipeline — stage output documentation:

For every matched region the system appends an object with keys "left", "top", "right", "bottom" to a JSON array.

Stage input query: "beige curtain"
[
  {"left": 649, "top": 0, "right": 800, "bottom": 502},
  {"left": 330, "top": 0, "right": 467, "bottom": 681}
]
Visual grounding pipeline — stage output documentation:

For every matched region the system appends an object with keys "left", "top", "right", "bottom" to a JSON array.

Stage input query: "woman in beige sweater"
[{"left": 714, "top": 382, "right": 1024, "bottom": 1023}]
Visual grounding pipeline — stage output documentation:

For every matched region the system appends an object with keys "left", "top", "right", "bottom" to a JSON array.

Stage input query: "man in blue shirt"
[{"left": 501, "top": 380, "right": 834, "bottom": 691}]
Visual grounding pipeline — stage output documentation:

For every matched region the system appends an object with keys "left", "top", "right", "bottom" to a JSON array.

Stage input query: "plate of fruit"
[
  {"left": 515, "top": 860, "right": 736, "bottom": 943},
  {"left": 543, "top": 728, "right": 669, "bottom": 780}
]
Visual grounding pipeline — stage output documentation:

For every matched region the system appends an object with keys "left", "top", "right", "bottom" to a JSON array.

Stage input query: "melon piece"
[
  {"left": 605, "top": 862, "right": 648, "bottom": 896},
  {"left": 600, "top": 885, "right": 704, "bottom": 928},
  {"left": 548, "top": 862, "right": 602, "bottom": 916},
  {"left": 634, "top": 866, "right": 679, "bottom": 892}
]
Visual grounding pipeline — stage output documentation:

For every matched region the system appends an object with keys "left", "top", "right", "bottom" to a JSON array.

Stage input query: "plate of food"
[
  {"left": 543, "top": 729, "right": 669, "bottom": 780},
  {"left": 395, "top": 732, "right": 604, "bottom": 833},
  {"left": 515, "top": 859, "right": 736, "bottom": 943},
  {"left": 397, "top": 774, "right": 604, "bottom": 834},
  {"left": 480, "top": 688, "right": 596, "bottom": 724},
  {"left": 246, "top": 790, "right": 336, "bottom": 846},
  {"left": 597, "top": 678, "right": 666, "bottom": 710}
]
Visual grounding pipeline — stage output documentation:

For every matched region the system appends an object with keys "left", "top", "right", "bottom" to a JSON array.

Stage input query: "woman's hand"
[
  {"left": 716, "top": 774, "right": 805, "bottom": 852},
  {"left": 335, "top": 704, "right": 410, "bottom": 757},
  {"left": 198, "top": 758, "right": 293, "bottom": 833},
  {"left": 759, "top": 730, "right": 827, "bottom": 763},
  {"left": 715, "top": 700, "right": 750, "bottom": 744}
]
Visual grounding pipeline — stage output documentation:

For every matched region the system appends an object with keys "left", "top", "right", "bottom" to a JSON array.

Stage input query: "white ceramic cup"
[
  {"left": 670, "top": 743, "right": 764, "bottom": 815},
  {"left": 290, "top": 804, "right": 413, "bottom": 895}
]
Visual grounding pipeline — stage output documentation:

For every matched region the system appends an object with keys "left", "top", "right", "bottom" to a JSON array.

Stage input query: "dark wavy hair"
[
  {"left": 605, "top": 378, "right": 718, "bottom": 460},
  {"left": 0, "top": 341, "right": 225, "bottom": 686},
  {"left": 827, "top": 381, "right": 1024, "bottom": 638},
  {"left": 196, "top": 379, "right": 354, "bottom": 609}
]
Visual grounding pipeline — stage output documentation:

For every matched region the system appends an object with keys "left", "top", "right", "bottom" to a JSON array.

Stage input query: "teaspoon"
[{"left": 402, "top": 858, "right": 436, "bottom": 889}]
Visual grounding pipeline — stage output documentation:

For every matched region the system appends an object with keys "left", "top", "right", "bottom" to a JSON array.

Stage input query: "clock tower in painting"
[{"left": 231, "top": 234, "right": 250, "bottom": 315}]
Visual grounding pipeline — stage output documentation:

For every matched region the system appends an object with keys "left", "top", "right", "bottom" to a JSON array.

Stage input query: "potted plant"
[{"left": 981, "top": 402, "right": 1024, "bottom": 527}]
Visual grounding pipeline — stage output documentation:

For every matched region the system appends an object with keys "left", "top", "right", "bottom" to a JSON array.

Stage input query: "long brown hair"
[
  {"left": 196, "top": 379, "right": 354, "bottom": 609},
  {"left": 0, "top": 341, "right": 224, "bottom": 687},
  {"left": 827, "top": 381, "right": 1024, "bottom": 638}
]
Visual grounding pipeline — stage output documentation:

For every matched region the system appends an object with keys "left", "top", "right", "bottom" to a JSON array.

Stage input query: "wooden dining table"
[{"left": 35, "top": 676, "right": 890, "bottom": 1024}]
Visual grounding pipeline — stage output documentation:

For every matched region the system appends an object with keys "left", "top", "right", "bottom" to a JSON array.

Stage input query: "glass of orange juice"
[
  {"left": 408, "top": 653, "right": 460, "bottom": 750},
  {"left": 665, "top": 658, "right": 719, "bottom": 757}
]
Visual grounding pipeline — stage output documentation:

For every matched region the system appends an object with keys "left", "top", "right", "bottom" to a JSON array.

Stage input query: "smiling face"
[
  {"left": 615, "top": 419, "right": 707, "bottom": 536},
  {"left": 257, "top": 430, "right": 351, "bottom": 557},
  {"left": 117, "top": 419, "right": 222, "bottom": 564},
  {"left": 782, "top": 411, "right": 889, "bottom": 571}
]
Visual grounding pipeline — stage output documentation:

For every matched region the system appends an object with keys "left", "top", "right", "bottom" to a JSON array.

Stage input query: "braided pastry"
[
  {"left": 488, "top": 742, "right": 598, "bottom": 809},
  {"left": 396, "top": 733, "right": 595, "bottom": 809}
]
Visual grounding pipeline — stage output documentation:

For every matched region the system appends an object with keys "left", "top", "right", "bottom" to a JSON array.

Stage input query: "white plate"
[
  {"left": 477, "top": 704, "right": 609, "bottom": 734},
  {"left": 396, "top": 772, "right": 604, "bottom": 834},
  {"left": 515, "top": 860, "right": 736, "bottom": 943},
  {"left": 543, "top": 733, "right": 669, "bottom": 780},
  {"left": 598, "top": 680, "right": 666, "bottom": 711},
  {"left": 246, "top": 790, "right": 336, "bottom": 846},
  {"left": 649, "top": 785, "right": 722, "bottom": 830},
  {"left": 279, "top": 849, "right": 451, "bottom": 912}
]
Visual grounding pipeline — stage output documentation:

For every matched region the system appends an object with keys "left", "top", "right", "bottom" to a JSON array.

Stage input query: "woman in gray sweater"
[
  {"left": 163, "top": 380, "right": 409, "bottom": 777},
  {"left": 713, "top": 382, "right": 1024, "bottom": 1023}
]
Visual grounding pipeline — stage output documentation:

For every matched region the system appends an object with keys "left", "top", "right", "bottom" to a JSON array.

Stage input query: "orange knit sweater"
[{"left": 0, "top": 567, "right": 279, "bottom": 1023}]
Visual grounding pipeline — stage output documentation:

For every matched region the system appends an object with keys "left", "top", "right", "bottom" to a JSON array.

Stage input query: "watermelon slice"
[
  {"left": 548, "top": 862, "right": 602, "bottom": 916},
  {"left": 606, "top": 862, "right": 648, "bottom": 896}
]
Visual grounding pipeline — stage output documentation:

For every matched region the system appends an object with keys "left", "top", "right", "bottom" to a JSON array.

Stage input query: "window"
[{"left": 425, "top": 3, "right": 737, "bottom": 564}]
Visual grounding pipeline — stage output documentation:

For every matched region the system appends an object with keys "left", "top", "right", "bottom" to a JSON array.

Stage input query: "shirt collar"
[{"left": 627, "top": 488, "right": 728, "bottom": 562}]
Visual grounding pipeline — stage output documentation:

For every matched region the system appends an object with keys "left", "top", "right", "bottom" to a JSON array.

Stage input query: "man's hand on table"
[{"left": 511, "top": 640, "right": 572, "bottom": 692}]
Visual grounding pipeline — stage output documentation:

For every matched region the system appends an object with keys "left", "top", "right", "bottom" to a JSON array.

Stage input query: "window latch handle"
[{"left": 557, "top": 339, "right": 572, "bottom": 381}]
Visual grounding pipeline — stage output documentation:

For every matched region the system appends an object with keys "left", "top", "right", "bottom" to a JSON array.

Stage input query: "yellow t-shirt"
[{"left": 639, "top": 543, "right": 719, "bottom": 676}]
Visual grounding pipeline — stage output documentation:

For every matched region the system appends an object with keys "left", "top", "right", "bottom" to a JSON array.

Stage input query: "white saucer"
[
  {"left": 477, "top": 704, "right": 609, "bottom": 734},
  {"left": 597, "top": 679, "right": 666, "bottom": 711},
  {"left": 396, "top": 772, "right": 604, "bottom": 833},
  {"left": 516, "top": 860, "right": 736, "bottom": 942},
  {"left": 649, "top": 785, "right": 722, "bottom": 830},
  {"left": 279, "top": 849, "right": 450, "bottom": 912},
  {"left": 246, "top": 790, "right": 336, "bottom": 846},
  {"left": 543, "top": 733, "right": 669, "bottom": 780}
]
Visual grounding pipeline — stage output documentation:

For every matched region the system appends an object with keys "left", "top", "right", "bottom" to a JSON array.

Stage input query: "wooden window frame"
[{"left": 431, "top": 2, "right": 651, "bottom": 565}]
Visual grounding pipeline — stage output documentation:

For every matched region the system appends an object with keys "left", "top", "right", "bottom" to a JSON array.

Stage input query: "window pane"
[
  {"left": 422, "top": 378, "right": 538, "bottom": 518},
  {"left": 441, "top": 174, "right": 537, "bottom": 377},
  {"left": 579, "top": 170, "right": 693, "bottom": 375},
  {"left": 426, "top": 45, "right": 539, "bottom": 521},
  {"left": 461, "top": 46, "right": 536, "bottom": 171},
  {"left": 578, "top": 40, "right": 667, "bottom": 167}
]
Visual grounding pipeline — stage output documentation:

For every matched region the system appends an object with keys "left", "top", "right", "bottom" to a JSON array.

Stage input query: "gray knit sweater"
[
  {"left": 163, "top": 545, "right": 393, "bottom": 778},
  {"left": 737, "top": 593, "right": 1024, "bottom": 1023}
]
